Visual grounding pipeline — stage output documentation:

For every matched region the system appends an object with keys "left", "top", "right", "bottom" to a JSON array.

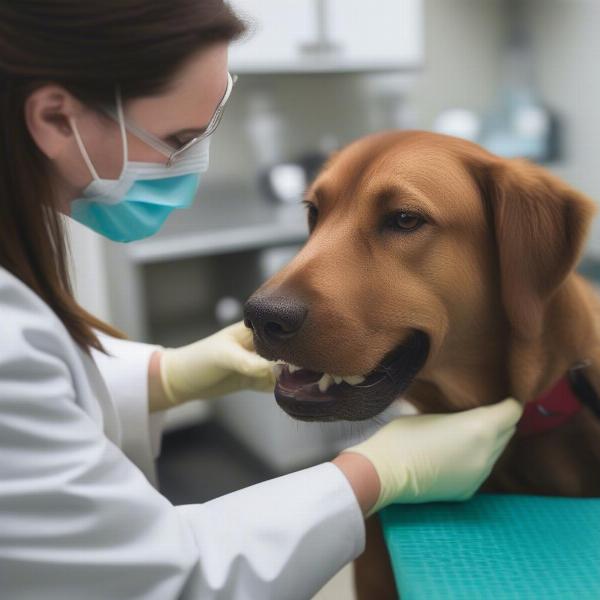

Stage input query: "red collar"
[{"left": 517, "top": 376, "right": 582, "bottom": 437}]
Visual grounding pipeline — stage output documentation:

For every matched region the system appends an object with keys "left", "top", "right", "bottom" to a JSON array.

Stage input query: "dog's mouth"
[{"left": 273, "top": 331, "right": 430, "bottom": 421}]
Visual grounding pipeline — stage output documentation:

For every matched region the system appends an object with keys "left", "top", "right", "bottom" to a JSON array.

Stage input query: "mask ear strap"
[
  {"left": 69, "top": 87, "right": 129, "bottom": 182},
  {"left": 115, "top": 86, "right": 128, "bottom": 174},
  {"left": 70, "top": 116, "right": 100, "bottom": 181}
]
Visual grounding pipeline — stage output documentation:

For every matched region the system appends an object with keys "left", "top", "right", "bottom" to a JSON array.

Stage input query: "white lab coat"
[{"left": 0, "top": 266, "right": 365, "bottom": 600}]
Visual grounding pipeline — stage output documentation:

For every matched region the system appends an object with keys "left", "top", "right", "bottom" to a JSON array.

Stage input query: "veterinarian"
[{"left": 0, "top": 2, "right": 523, "bottom": 598}]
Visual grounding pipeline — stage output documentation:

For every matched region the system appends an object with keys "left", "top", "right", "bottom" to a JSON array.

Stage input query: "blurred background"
[{"left": 67, "top": 1, "right": 600, "bottom": 595}]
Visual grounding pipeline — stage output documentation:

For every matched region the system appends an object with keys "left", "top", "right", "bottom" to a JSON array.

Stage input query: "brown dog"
[{"left": 243, "top": 130, "right": 600, "bottom": 598}]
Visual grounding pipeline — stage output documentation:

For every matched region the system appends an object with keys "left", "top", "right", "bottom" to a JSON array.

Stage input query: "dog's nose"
[{"left": 243, "top": 295, "right": 308, "bottom": 343}]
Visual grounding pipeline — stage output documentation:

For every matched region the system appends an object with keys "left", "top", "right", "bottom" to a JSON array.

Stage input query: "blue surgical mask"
[{"left": 68, "top": 92, "right": 210, "bottom": 243}]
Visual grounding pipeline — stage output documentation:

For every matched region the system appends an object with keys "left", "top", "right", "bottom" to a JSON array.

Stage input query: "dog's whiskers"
[{"left": 354, "top": 375, "right": 389, "bottom": 389}]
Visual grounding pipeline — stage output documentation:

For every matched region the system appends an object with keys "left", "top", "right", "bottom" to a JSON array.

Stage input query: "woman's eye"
[
  {"left": 167, "top": 134, "right": 197, "bottom": 147},
  {"left": 386, "top": 211, "right": 425, "bottom": 232},
  {"left": 166, "top": 136, "right": 182, "bottom": 147},
  {"left": 168, "top": 136, "right": 189, "bottom": 147},
  {"left": 305, "top": 203, "right": 318, "bottom": 231}
]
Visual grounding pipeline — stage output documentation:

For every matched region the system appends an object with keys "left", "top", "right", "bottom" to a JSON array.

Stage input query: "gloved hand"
[
  {"left": 343, "top": 398, "right": 522, "bottom": 516},
  {"left": 159, "top": 321, "right": 276, "bottom": 405}
]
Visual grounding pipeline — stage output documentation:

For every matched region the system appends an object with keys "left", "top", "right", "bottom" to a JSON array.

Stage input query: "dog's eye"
[
  {"left": 385, "top": 211, "right": 425, "bottom": 232},
  {"left": 304, "top": 203, "right": 318, "bottom": 232}
]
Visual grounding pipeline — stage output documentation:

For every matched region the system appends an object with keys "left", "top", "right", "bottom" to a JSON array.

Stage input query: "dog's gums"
[{"left": 272, "top": 331, "right": 430, "bottom": 421}]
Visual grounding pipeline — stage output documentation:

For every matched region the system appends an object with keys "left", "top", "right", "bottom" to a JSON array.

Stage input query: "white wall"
[
  {"left": 405, "top": 0, "right": 505, "bottom": 128},
  {"left": 525, "top": 0, "right": 600, "bottom": 255}
]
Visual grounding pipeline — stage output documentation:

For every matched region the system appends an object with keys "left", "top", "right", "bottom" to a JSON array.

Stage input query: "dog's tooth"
[
  {"left": 272, "top": 364, "right": 284, "bottom": 377},
  {"left": 332, "top": 375, "right": 343, "bottom": 385},
  {"left": 343, "top": 375, "right": 366, "bottom": 385},
  {"left": 288, "top": 364, "right": 301, "bottom": 374},
  {"left": 318, "top": 373, "right": 334, "bottom": 392}
]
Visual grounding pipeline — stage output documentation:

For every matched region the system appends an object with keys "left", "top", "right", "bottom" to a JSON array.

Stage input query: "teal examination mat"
[{"left": 380, "top": 494, "right": 600, "bottom": 600}]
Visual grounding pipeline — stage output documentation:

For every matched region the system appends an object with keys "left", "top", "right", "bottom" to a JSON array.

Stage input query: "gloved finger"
[
  {"left": 492, "top": 424, "right": 518, "bottom": 456},
  {"left": 247, "top": 373, "right": 277, "bottom": 392},
  {"left": 226, "top": 320, "right": 256, "bottom": 351},
  {"left": 485, "top": 397, "right": 523, "bottom": 430},
  {"left": 223, "top": 342, "right": 276, "bottom": 376},
  {"left": 474, "top": 428, "right": 516, "bottom": 490},
  {"left": 228, "top": 366, "right": 276, "bottom": 393},
  {"left": 460, "top": 397, "right": 522, "bottom": 443},
  {"left": 456, "top": 451, "right": 505, "bottom": 502}
]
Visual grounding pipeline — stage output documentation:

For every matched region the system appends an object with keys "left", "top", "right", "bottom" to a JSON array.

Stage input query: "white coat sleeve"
[
  {"left": 91, "top": 332, "right": 165, "bottom": 483},
  {"left": 0, "top": 302, "right": 365, "bottom": 600}
]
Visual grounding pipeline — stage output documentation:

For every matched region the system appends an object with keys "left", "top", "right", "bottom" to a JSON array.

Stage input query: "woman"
[{"left": 0, "top": 2, "right": 521, "bottom": 598}]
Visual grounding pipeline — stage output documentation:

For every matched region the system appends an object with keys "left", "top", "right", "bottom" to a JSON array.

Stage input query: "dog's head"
[{"left": 244, "top": 131, "right": 596, "bottom": 421}]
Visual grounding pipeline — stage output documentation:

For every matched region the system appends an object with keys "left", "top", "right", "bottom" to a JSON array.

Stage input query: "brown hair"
[{"left": 0, "top": 1, "right": 245, "bottom": 352}]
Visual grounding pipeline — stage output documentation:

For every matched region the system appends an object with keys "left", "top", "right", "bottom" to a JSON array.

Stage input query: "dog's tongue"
[{"left": 278, "top": 367, "right": 322, "bottom": 390}]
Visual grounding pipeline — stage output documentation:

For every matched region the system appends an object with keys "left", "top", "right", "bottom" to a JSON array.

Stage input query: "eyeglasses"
[{"left": 104, "top": 73, "right": 237, "bottom": 166}]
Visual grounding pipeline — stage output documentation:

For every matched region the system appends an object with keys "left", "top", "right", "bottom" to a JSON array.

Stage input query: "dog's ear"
[{"left": 476, "top": 158, "right": 596, "bottom": 340}]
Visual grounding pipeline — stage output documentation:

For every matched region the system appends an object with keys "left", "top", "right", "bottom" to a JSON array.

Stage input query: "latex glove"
[
  {"left": 159, "top": 321, "right": 276, "bottom": 405},
  {"left": 343, "top": 398, "right": 522, "bottom": 516}
]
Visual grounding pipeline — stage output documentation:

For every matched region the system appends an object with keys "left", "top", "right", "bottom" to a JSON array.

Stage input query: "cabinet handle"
[{"left": 299, "top": 0, "right": 342, "bottom": 57}]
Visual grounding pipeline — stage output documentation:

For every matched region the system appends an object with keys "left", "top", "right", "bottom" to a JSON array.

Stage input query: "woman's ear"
[
  {"left": 477, "top": 158, "right": 596, "bottom": 340},
  {"left": 24, "top": 85, "right": 78, "bottom": 160}
]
